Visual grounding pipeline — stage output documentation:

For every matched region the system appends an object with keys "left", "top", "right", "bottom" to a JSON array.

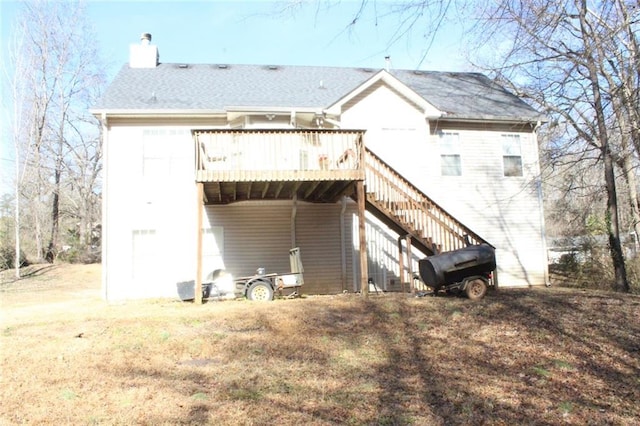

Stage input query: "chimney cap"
[{"left": 141, "top": 33, "right": 152, "bottom": 43}]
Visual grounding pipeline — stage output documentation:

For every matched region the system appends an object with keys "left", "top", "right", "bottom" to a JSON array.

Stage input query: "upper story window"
[
  {"left": 438, "top": 132, "right": 461, "bottom": 176},
  {"left": 502, "top": 134, "right": 523, "bottom": 177},
  {"left": 142, "top": 129, "right": 190, "bottom": 178}
]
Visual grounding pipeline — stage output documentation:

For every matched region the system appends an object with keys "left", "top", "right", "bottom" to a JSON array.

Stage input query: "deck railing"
[
  {"left": 364, "top": 148, "right": 489, "bottom": 253},
  {"left": 194, "top": 129, "right": 364, "bottom": 181}
]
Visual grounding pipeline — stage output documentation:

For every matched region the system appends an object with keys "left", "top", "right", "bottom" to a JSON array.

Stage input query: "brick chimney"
[{"left": 129, "top": 33, "right": 159, "bottom": 68}]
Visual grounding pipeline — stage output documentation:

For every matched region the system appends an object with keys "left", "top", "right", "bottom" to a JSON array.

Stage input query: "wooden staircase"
[{"left": 363, "top": 148, "right": 490, "bottom": 256}]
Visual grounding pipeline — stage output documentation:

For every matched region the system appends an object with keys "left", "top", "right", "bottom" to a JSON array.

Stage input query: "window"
[
  {"left": 132, "top": 229, "right": 157, "bottom": 279},
  {"left": 439, "top": 132, "right": 461, "bottom": 176},
  {"left": 201, "top": 226, "right": 224, "bottom": 280},
  {"left": 502, "top": 134, "right": 523, "bottom": 177},
  {"left": 299, "top": 150, "right": 310, "bottom": 170},
  {"left": 142, "top": 128, "right": 190, "bottom": 178}
]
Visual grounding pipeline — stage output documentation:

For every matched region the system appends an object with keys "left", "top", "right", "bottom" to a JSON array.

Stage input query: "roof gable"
[{"left": 324, "top": 69, "right": 442, "bottom": 118}]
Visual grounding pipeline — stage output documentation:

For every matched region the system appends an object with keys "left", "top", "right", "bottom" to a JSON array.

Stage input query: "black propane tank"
[{"left": 418, "top": 244, "right": 496, "bottom": 291}]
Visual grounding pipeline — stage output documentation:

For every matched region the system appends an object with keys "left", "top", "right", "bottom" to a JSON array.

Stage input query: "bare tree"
[
  {"left": 5, "top": 0, "right": 105, "bottom": 267},
  {"left": 278, "top": 0, "right": 463, "bottom": 66},
  {"left": 3, "top": 17, "right": 32, "bottom": 276},
  {"left": 465, "top": 0, "right": 636, "bottom": 291}
]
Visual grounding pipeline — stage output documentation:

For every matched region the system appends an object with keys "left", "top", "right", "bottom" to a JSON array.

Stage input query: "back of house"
[{"left": 91, "top": 34, "right": 547, "bottom": 300}]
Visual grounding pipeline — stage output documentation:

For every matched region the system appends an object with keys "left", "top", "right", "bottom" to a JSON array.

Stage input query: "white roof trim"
[
  {"left": 90, "top": 108, "right": 227, "bottom": 117},
  {"left": 91, "top": 106, "right": 323, "bottom": 119},
  {"left": 324, "top": 70, "right": 443, "bottom": 118},
  {"left": 224, "top": 106, "right": 321, "bottom": 113}
]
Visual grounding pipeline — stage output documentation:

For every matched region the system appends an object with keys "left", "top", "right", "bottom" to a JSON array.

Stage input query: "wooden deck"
[{"left": 194, "top": 129, "right": 365, "bottom": 203}]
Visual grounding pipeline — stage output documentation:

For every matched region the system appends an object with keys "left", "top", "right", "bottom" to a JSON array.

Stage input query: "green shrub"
[
  {"left": 0, "top": 245, "right": 29, "bottom": 271},
  {"left": 626, "top": 256, "right": 640, "bottom": 294},
  {"left": 551, "top": 249, "right": 640, "bottom": 294},
  {"left": 57, "top": 244, "right": 101, "bottom": 264}
]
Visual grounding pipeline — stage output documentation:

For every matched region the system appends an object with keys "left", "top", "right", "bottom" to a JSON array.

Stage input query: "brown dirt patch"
[{"left": 1, "top": 264, "right": 639, "bottom": 425}]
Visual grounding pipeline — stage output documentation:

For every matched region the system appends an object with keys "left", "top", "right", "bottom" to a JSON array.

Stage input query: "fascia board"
[
  {"left": 435, "top": 114, "right": 548, "bottom": 125},
  {"left": 89, "top": 108, "right": 227, "bottom": 118},
  {"left": 224, "top": 106, "right": 321, "bottom": 114},
  {"left": 91, "top": 107, "right": 323, "bottom": 119}
]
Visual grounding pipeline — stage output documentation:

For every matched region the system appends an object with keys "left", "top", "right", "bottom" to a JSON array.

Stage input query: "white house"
[{"left": 91, "top": 34, "right": 547, "bottom": 301}]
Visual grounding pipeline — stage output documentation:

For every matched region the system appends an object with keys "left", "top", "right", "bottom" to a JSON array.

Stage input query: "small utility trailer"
[
  {"left": 201, "top": 248, "right": 304, "bottom": 301},
  {"left": 232, "top": 247, "right": 304, "bottom": 301},
  {"left": 418, "top": 244, "right": 496, "bottom": 300}
]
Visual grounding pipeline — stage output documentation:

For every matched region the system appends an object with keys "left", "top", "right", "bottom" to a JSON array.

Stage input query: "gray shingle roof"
[{"left": 94, "top": 63, "right": 542, "bottom": 121}]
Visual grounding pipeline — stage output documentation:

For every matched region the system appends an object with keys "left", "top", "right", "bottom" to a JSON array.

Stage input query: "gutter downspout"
[
  {"left": 340, "top": 197, "right": 347, "bottom": 291},
  {"left": 533, "top": 120, "right": 551, "bottom": 287}
]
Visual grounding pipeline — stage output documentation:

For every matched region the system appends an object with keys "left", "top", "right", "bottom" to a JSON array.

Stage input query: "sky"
[{"left": 0, "top": 0, "right": 470, "bottom": 197}]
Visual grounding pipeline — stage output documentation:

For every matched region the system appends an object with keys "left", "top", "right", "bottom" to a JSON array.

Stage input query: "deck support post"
[
  {"left": 397, "top": 236, "right": 406, "bottom": 293},
  {"left": 291, "top": 193, "right": 297, "bottom": 248},
  {"left": 195, "top": 182, "right": 204, "bottom": 305},
  {"left": 406, "top": 235, "right": 414, "bottom": 293},
  {"left": 357, "top": 180, "right": 368, "bottom": 297}
]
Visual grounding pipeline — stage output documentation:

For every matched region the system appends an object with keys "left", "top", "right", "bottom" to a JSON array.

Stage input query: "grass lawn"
[{"left": 1, "top": 264, "right": 639, "bottom": 425}]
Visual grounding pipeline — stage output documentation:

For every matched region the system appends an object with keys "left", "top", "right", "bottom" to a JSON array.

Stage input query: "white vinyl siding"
[
  {"left": 296, "top": 202, "right": 355, "bottom": 294},
  {"left": 103, "top": 123, "right": 198, "bottom": 300},
  {"left": 205, "top": 201, "right": 292, "bottom": 278},
  {"left": 339, "top": 80, "right": 430, "bottom": 186},
  {"left": 205, "top": 200, "right": 356, "bottom": 295}
]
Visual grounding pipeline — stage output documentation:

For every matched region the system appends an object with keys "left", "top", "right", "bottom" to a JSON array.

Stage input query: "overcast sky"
[{"left": 0, "top": 0, "right": 471, "bottom": 196}]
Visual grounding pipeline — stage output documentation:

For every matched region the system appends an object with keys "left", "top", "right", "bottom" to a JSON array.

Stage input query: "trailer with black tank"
[{"left": 418, "top": 244, "right": 496, "bottom": 300}]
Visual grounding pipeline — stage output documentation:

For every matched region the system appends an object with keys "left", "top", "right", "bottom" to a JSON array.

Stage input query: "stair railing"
[{"left": 364, "top": 148, "right": 489, "bottom": 253}]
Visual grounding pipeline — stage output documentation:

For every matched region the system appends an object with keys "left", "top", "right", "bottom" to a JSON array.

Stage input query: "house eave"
[
  {"left": 225, "top": 106, "right": 322, "bottom": 114},
  {"left": 89, "top": 108, "right": 228, "bottom": 119},
  {"left": 90, "top": 106, "right": 324, "bottom": 120},
  {"left": 434, "top": 114, "right": 547, "bottom": 125}
]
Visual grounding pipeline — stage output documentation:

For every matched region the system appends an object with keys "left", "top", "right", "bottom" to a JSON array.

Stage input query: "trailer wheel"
[
  {"left": 247, "top": 280, "right": 274, "bottom": 301},
  {"left": 465, "top": 278, "right": 487, "bottom": 300}
]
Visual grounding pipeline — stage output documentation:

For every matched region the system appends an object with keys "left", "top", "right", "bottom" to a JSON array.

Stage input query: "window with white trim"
[
  {"left": 502, "top": 134, "right": 523, "bottom": 177},
  {"left": 202, "top": 226, "right": 224, "bottom": 280},
  {"left": 142, "top": 129, "right": 191, "bottom": 178},
  {"left": 132, "top": 229, "right": 157, "bottom": 279},
  {"left": 439, "top": 132, "right": 461, "bottom": 176}
]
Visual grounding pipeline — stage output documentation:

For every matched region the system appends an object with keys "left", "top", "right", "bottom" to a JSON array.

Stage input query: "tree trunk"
[
  {"left": 35, "top": 210, "right": 42, "bottom": 261},
  {"left": 618, "top": 146, "right": 640, "bottom": 257},
  {"left": 604, "top": 152, "right": 630, "bottom": 291},
  {"left": 578, "top": 0, "right": 629, "bottom": 292},
  {"left": 14, "top": 173, "right": 21, "bottom": 278},
  {"left": 45, "top": 150, "right": 63, "bottom": 263}
]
